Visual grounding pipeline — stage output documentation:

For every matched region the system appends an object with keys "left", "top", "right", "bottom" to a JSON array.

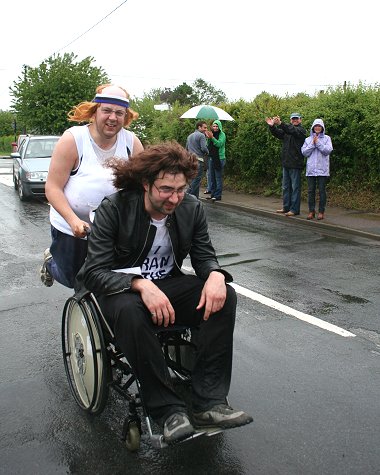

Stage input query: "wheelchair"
[{"left": 61, "top": 291, "right": 202, "bottom": 451}]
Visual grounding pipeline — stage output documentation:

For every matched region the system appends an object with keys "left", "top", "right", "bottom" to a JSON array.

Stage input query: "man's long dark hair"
[{"left": 108, "top": 141, "right": 198, "bottom": 190}]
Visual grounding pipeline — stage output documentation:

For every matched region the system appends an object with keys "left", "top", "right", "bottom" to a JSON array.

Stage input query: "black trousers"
[{"left": 98, "top": 275, "right": 236, "bottom": 422}]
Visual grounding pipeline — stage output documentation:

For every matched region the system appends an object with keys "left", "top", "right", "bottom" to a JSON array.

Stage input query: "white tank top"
[{"left": 50, "top": 125, "right": 134, "bottom": 235}]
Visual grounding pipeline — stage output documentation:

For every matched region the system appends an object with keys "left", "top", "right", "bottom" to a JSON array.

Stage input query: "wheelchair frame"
[{"left": 61, "top": 292, "right": 199, "bottom": 451}]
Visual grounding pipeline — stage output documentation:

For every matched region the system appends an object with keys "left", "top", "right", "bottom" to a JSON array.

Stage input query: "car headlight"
[{"left": 25, "top": 171, "right": 48, "bottom": 181}]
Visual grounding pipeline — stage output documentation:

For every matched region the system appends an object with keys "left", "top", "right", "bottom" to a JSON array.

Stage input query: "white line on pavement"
[
  {"left": 182, "top": 265, "right": 355, "bottom": 338},
  {"left": 231, "top": 283, "right": 356, "bottom": 338}
]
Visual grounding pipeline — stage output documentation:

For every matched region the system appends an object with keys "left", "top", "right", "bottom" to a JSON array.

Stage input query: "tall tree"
[
  {"left": 10, "top": 53, "right": 109, "bottom": 135},
  {"left": 192, "top": 78, "right": 227, "bottom": 104},
  {"left": 141, "top": 79, "right": 228, "bottom": 107},
  {"left": 161, "top": 79, "right": 227, "bottom": 106},
  {"left": 168, "top": 82, "right": 197, "bottom": 106}
]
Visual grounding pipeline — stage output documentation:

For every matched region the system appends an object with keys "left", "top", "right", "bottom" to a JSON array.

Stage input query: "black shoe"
[
  {"left": 193, "top": 404, "right": 253, "bottom": 429},
  {"left": 163, "top": 412, "right": 195, "bottom": 444},
  {"left": 204, "top": 191, "right": 211, "bottom": 194}
]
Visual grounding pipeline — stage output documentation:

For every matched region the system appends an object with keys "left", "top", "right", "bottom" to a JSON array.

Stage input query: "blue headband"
[{"left": 93, "top": 93, "right": 129, "bottom": 108}]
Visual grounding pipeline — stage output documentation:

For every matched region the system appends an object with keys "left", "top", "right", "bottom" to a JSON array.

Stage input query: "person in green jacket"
[{"left": 205, "top": 119, "right": 226, "bottom": 201}]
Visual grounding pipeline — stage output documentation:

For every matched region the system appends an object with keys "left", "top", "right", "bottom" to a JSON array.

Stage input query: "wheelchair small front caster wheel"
[{"left": 125, "top": 421, "right": 141, "bottom": 452}]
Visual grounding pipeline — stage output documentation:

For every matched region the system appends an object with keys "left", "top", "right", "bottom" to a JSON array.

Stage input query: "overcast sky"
[{"left": 1, "top": 0, "right": 378, "bottom": 111}]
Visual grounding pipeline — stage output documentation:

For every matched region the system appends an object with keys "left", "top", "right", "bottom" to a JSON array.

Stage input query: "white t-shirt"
[
  {"left": 141, "top": 217, "right": 174, "bottom": 280},
  {"left": 50, "top": 125, "right": 134, "bottom": 236}
]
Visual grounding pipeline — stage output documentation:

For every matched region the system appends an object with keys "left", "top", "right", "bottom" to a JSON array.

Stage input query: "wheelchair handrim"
[{"left": 62, "top": 297, "right": 108, "bottom": 413}]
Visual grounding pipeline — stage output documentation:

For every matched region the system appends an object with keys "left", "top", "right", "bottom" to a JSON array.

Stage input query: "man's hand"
[
  {"left": 265, "top": 117, "right": 274, "bottom": 126},
  {"left": 131, "top": 278, "right": 175, "bottom": 327},
  {"left": 205, "top": 130, "right": 213, "bottom": 138},
  {"left": 196, "top": 271, "right": 227, "bottom": 321}
]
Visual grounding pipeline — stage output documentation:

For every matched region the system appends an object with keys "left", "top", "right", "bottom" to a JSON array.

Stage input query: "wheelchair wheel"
[{"left": 62, "top": 296, "right": 109, "bottom": 415}]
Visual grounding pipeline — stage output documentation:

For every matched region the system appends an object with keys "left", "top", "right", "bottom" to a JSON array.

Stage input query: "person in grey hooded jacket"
[{"left": 301, "top": 119, "right": 333, "bottom": 220}]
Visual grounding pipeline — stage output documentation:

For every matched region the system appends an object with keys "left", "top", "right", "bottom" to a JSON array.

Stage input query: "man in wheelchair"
[{"left": 76, "top": 141, "right": 253, "bottom": 444}]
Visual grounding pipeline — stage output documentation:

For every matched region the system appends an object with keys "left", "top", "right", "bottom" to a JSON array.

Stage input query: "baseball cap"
[{"left": 290, "top": 112, "right": 302, "bottom": 119}]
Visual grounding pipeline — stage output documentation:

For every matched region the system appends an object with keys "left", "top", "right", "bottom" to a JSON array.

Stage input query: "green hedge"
[
  {"left": 3, "top": 84, "right": 380, "bottom": 207},
  {"left": 0, "top": 135, "right": 16, "bottom": 155},
  {"left": 132, "top": 83, "right": 380, "bottom": 197}
]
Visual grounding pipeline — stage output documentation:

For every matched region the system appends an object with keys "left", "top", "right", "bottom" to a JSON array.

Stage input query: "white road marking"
[
  {"left": 182, "top": 265, "right": 356, "bottom": 338},
  {"left": 230, "top": 283, "right": 356, "bottom": 338}
]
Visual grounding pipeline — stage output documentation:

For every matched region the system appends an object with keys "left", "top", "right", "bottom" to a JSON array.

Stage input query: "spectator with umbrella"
[
  {"left": 185, "top": 121, "right": 209, "bottom": 198},
  {"left": 181, "top": 105, "right": 234, "bottom": 201},
  {"left": 205, "top": 120, "right": 226, "bottom": 202}
]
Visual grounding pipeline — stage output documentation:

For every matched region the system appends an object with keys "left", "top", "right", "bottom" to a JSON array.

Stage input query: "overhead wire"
[{"left": 47, "top": 0, "right": 128, "bottom": 57}]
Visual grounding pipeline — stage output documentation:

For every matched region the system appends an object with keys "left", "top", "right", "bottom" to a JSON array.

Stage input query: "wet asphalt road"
[{"left": 1, "top": 159, "right": 380, "bottom": 475}]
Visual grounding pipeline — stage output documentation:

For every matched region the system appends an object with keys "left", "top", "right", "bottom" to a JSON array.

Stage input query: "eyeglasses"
[
  {"left": 291, "top": 117, "right": 301, "bottom": 120},
  {"left": 99, "top": 107, "right": 126, "bottom": 118},
  {"left": 153, "top": 183, "right": 188, "bottom": 198}
]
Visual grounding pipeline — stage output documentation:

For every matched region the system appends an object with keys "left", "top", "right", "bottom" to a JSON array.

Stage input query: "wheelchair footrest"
[{"left": 149, "top": 427, "right": 223, "bottom": 449}]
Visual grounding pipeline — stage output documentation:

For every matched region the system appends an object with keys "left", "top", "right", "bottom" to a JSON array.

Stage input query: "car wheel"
[{"left": 18, "top": 180, "right": 29, "bottom": 201}]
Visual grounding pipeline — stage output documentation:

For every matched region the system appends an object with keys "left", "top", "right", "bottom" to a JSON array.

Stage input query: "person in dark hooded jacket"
[
  {"left": 205, "top": 120, "right": 226, "bottom": 201},
  {"left": 301, "top": 118, "right": 333, "bottom": 220},
  {"left": 266, "top": 113, "right": 306, "bottom": 216}
]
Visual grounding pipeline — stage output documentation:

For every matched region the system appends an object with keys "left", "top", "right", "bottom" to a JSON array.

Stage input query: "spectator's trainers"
[
  {"left": 40, "top": 248, "right": 54, "bottom": 287},
  {"left": 193, "top": 404, "right": 253, "bottom": 429},
  {"left": 163, "top": 412, "right": 195, "bottom": 444}
]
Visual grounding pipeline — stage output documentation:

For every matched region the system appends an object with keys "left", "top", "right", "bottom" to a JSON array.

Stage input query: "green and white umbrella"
[{"left": 180, "top": 104, "right": 234, "bottom": 121}]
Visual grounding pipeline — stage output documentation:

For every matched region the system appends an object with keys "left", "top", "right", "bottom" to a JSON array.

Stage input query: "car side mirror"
[{"left": 11, "top": 152, "right": 21, "bottom": 159}]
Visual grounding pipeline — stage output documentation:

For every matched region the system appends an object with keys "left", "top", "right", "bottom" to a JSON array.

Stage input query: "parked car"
[
  {"left": 17, "top": 134, "right": 28, "bottom": 150},
  {"left": 12, "top": 135, "right": 60, "bottom": 201}
]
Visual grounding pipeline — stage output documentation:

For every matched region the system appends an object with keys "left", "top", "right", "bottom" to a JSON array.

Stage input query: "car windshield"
[{"left": 25, "top": 139, "right": 59, "bottom": 158}]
